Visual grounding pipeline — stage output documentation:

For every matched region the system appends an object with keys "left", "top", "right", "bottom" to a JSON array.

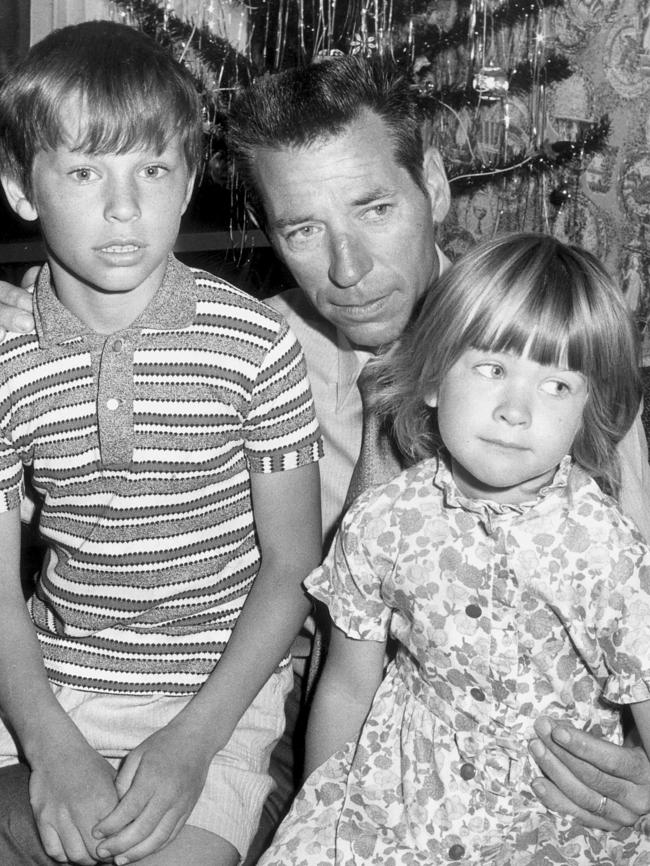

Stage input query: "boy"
[{"left": 0, "top": 20, "right": 322, "bottom": 866}]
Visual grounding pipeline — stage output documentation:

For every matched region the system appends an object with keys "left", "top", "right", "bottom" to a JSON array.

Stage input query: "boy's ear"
[
  {"left": 1, "top": 176, "right": 38, "bottom": 222},
  {"left": 424, "top": 389, "right": 438, "bottom": 408},
  {"left": 180, "top": 169, "right": 197, "bottom": 216},
  {"left": 422, "top": 145, "right": 451, "bottom": 225}
]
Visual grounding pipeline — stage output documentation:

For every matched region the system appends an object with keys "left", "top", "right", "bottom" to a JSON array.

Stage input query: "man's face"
[{"left": 252, "top": 110, "right": 448, "bottom": 348}]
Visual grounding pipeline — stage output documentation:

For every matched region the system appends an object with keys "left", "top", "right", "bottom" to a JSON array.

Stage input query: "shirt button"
[
  {"left": 106, "top": 398, "right": 120, "bottom": 411},
  {"left": 112, "top": 339, "right": 124, "bottom": 352},
  {"left": 465, "top": 604, "right": 482, "bottom": 618},
  {"left": 470, "top": 687, "right": 485, "bottom": 702},
  {"left": 460, "top": 762, "right": 476, "bottom": 780},
  {"left": 448, "top": 844, "right": 465, "bottom": 860}
]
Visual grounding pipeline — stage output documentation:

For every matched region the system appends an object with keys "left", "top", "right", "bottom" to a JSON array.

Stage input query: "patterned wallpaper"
[{"left": 437, "top": 0, "right": 650, "bottom": 364}]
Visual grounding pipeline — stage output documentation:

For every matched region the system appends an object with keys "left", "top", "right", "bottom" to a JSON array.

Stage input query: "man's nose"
[
  {"left": 104, "top": 179, "right": 141, "bottom": 222},
  {"left": 328, "top": 232, "right": 373, "bottom": 288}
]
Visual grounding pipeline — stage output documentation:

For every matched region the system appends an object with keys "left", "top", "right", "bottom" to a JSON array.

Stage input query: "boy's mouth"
[{"left": 100, "top": 244, "right": 142, "bottom": 253}]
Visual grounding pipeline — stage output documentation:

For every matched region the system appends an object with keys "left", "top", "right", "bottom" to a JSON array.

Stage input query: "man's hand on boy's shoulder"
[
  {"left": 0, "top": 268, "right": 38, "bottom": 339},
  {"left": 29, "top": 739, "right": 119, "bottom": 865},
  {"left": 93, "top": 722, "right": 211, "bottom": 863}
]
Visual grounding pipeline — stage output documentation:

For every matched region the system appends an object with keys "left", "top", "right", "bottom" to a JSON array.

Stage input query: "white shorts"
[{"left": 0, "top": 666, "right": 293, "bottom": 859}]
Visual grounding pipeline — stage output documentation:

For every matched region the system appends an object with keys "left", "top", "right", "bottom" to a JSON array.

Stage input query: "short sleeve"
[
  {"left": 306, "top": 490, "right": 395, "bottom": 641},
  {"left": 244, "top": 321, "right": 322, "bottom": 473},
  {"left": 0, "top": 371, "right": 25, "bottom": 513},
  {"left": 597, "top": 546, "right": 650, "bottom": 705}
]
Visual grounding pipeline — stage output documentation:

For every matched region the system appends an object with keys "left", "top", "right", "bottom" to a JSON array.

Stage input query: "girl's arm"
[
  {"left": 630, "top": 702, "right": 650, "bottom": 768},
  {"left": 94, "top": 461, "right": 322, "bottom": 863},
  {"left": 304, "top": 618, "right": 386, "bottom": 778},
  {"left": 0, "top": 508, "right": 119, "bottom": 865}
]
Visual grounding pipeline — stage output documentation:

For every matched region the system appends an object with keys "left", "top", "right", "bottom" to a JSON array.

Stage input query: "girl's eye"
[
  {"left": 475, "top": 363, "right": 504, "bottom": 379},
  {"left": 541, "top": 380, "right": 570, "bottom": 397}
]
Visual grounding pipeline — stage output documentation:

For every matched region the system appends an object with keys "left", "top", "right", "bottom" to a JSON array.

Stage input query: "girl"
[{"left": 259, "top": 233, "right": 650, "bottom": 865}]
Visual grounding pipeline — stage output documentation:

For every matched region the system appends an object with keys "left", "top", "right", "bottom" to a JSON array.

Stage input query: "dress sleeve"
[
  {"left": 598, "top": 538, "right": 650, "bottom": 705},
  {"left": 244, "top": 321, "right": 323, "bottom": 473},
  {"left": 305, "top": 489, "right": 395, "bottom": 642},
  {"left": 617, "top": 406, "right": 650, "bottom": 542}
]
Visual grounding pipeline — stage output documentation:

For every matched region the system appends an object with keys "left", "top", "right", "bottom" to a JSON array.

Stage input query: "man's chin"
[{"left": 338, "top": 319, "right": 405, "bottom": 350}]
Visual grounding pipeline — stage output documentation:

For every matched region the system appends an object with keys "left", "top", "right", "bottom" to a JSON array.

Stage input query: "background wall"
[{"left": 437, "top": 0, "right": 650, "bottom": 364}]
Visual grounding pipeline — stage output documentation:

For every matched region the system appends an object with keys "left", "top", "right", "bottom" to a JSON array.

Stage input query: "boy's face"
[{"left": 4, "top": 99, "right": 195, "bottom": 309}]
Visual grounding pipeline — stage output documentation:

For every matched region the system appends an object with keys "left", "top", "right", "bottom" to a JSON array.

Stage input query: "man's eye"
[
  {"left": 475, "top": 363, "right": 504, "bottom": 379},
  {"left": 285, "top": 225, "right": 320, "bottom": 247},
  {"left": 366, "top": 203, "right": 390, "bottom": 219}
]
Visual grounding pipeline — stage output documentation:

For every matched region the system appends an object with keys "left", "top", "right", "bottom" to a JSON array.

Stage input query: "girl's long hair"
[{"left": 373, "top": 232, "right": 642, "bottom": 498}]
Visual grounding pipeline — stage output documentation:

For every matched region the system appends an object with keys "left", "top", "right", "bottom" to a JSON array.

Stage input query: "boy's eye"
[
  {"left": 140, "top": 164, "right": 167, "bottom": 179},
  {"left": 69, "top": 167, "right": 95, "bottom": 181},
  {"left": 475, "top": 362, "right": 504, "bottom": 379}
]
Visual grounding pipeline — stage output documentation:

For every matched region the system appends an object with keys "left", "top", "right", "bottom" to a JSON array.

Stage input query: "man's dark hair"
[
  {"left": 0, "top": 20, "right": 202, "bottom": 199},
  {"left": 228, "top": 54, "right": 426, "bottom": 225}
]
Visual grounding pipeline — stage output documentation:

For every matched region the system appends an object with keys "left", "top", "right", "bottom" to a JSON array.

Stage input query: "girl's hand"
[
  {"left": 29, "top": 742, "right": 118, "bottom": 865},
  {"left": 92, "top": 723, "right": 212, "bottom": 864},
  {"left": 529, "top": 716, "right": 650, "bottom": 830}
]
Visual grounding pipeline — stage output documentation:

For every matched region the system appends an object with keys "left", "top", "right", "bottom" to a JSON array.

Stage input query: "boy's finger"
[
  {"left": 40, "top": 819, "right": 96, "bottom": 865},
  {"left": 96, "top": 806, "right": 180, "bottom": 862}
]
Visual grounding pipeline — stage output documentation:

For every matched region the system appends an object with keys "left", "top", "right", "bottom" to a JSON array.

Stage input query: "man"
[{"left": 0, "top": 54, "right": 649, "bottom": 863}]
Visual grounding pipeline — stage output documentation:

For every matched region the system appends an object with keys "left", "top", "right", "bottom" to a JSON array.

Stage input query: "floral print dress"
[{"left": 259, "top": 454, "right": 650, "bottom": 866}]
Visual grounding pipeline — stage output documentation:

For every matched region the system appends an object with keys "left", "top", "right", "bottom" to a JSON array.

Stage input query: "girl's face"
[{"left": 425, "top": 348, "right": 589, "bottom": 504}]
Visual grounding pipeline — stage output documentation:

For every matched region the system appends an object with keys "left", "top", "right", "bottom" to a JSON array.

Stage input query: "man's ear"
[
  {"left": 1, "top": 175, "right": 38, "bottom": 222},
  {"left": 424, "top": 389, "right": 438, "bottom": 408},
  {"left": 422, "top": 145, "right": 451, "bottom": 225}
]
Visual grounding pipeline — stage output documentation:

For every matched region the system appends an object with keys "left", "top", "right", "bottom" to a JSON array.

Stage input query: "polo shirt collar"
[{"left": 34, "top": 254, "right": 197, "bottom": 347}]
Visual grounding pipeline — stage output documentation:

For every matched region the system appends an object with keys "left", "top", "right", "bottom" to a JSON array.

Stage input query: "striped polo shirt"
[{"left": 0, "top": 256, "right": 322, "bottom": 695}]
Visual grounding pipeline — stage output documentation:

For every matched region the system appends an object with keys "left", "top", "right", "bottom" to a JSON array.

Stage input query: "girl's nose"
[{"left": 495, "top": 390, "right": 531, "bottom": 427}]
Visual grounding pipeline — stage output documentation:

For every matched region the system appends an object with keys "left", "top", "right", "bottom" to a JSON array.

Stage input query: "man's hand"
[
  {"left": 29, "top": 742, "right": 119, "bottom": 865},
  {"left": 92, "top": 722, "right": 211, "bottom": 865},
  {"left": 0, "top": 267, "right": 39, "bottom": 339},
  {"left": 529, "top": 716, "right": 650, "bottom": 830}
]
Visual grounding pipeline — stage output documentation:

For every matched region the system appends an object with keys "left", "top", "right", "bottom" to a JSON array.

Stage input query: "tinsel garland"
[
  {"left": 416, "top": 51, "right": 572, "bottom": 112},
  {"left": 106, "top": 0, "right": 607, "bottom": 205},
  {"left": 447, "top": 115, "right": 610, "bottom": 192},
  {"left": 393, "top": 0, "right": 565, "bottom": 62},
  {"left": 110, "top": 0, "right": 253, "bottom": 88}
]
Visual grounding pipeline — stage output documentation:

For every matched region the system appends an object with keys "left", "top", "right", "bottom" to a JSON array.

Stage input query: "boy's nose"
[
  {"left": 328, "top": 232, "right": 373, "bottom": 288},
  {"left": 104, "top": 181, "right": 141, "bottom": 222}
]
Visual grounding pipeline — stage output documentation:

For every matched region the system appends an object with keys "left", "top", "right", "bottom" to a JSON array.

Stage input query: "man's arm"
[
  {"left": 0, "top": 508, "right": 119, "bottom": 865},
  {"left": 93, "top": 462, "right": 322, "bottom": 864},
  {"left": 529, "top": 408, "right": 650, "bottom": 827},
  {"left": 529, "top": 718, "right": 650, "bottom": 829},
  {"left": 0, "top": 268, "right": 39, "bottom": 337}
]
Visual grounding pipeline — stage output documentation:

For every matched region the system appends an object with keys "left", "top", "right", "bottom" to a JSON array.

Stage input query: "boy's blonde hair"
[
  {"left": 374, "top": 232, "right": 642, "bottom": 497},
  {"left": 0, "top": 20, "right": 202, "bottom": 199}
]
